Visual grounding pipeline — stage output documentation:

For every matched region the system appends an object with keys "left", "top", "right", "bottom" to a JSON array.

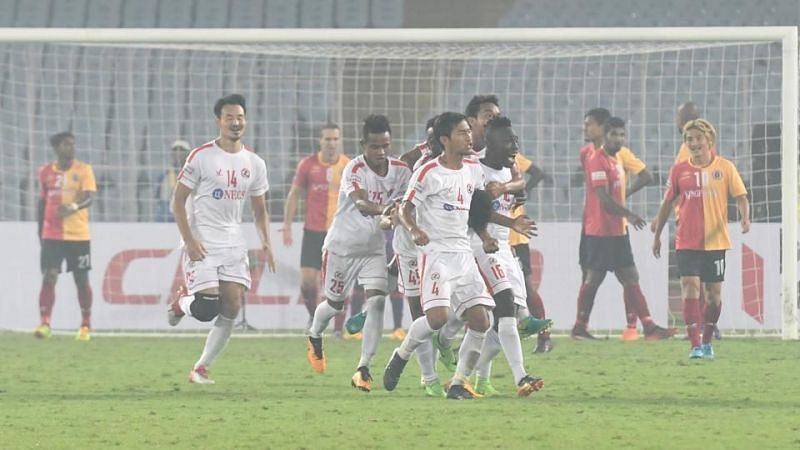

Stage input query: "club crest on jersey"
[
  {"left": 712, "top": 170, "right": 722, "bottom": 180},
  {"left": 216, "top": 169, "right": 223, "bottom": 176},
  {"left": 466, "top": 184, "right": 473, "bottom": 194},
  {"left": 334, "top": 271, "right": 344, "bottom": 279},
  {"left": 72, "top": 174, "right": 80, "bottom": 182},
  {"left": 430, "top": 272, "right": 440, "bottom": 280},
  {"left": 241, "top": 168, "right": 250, "bottom": 178},
  {"left": 409, "top": 259, "right": 418, "bottom": 268},
  {"left": 491, "top": 199, "right": 501, "bottom": 211}
]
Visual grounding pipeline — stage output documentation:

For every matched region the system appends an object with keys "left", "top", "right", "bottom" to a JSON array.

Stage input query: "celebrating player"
[
  {"left": 167, "top": 94, "right": 275, "bottom": 384},
  {"left": 35, "top": 132, "right": 97, "bottom": 341},
  {"left": 282, "top": 123, "right": 350, "bottom": 329},
  {"left": 571, "top": 117, "right": 675, "bottom": 340},
  {"left": 305, "top": 114, "right": 411, "bottom": 392},
  {"left": 651, "top": 119, "right": 749, "bottom": 359}
]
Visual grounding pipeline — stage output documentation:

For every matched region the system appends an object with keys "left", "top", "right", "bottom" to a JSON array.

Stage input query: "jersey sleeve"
[
  {"left": 177, "top": 152, "right": 202, "bottom": 190},
  {"left": 291, "top": 158, "right": 309, "bottom": 189},
  {"left": 726, "top": 161, "right": 747, "bottom": 198},
  {"left": 404, "top": 167, "right": 429, "bottom": 206},
  {"left": 663, "top": 165, "right": 681, "bottom": 203},
  {"left": 394, "top": 166, "right": 412, "bottom": 202},
  {"left": 515, "top": 153, "right": 533, "bottom": 173},
  {"left": 586, "top": 154, "right": 609, "bottom": 188},
  {"left": 620, "top": 148, "right": 646, "bottom": 175},
  {"left": 82, "top": 164, "right": 97, "bottom": 192},
  {"left": 343, "top": 160, "right": 364, "bottom": 197},
  {"left": 474, "top": 164, "right": 486, "bottom": 189},
  {"left": 249, "top": 157, "right": 269, "bottom": 197}
]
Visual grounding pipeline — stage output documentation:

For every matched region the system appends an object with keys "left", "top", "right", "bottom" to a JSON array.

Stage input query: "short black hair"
[
  {"left": 50, "top": 131, "right": 74, "bottom": 148},
  {"left": 584, "top": 107, "right": 611, "bottom": 125},
  {"left": 604, "top": 116, "right": 626, "bottom": 133},
  {"left": 214, "top": 93, "right": 247, "bottom": 118},
  {"left": 465, "top": 95, "right": 500, "bottom": 118},
  {"left": 361, "top": 114, "right": 391, "bottom": 141},
  {"left": 433, "top": 112, "right": 467, "bottom": 147},
  {"left": 485, "top": 116, "right": 512, "bottom": 135},
  {"left": 320, "top": 122, "right": 340, "bottom": 135}
]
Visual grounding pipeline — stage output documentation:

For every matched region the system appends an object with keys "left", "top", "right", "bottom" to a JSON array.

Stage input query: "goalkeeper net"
[{"left": 0, "top": 28, "right": 796, "bottom": 338}]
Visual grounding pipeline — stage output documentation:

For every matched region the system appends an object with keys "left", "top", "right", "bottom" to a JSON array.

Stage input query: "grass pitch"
[{"left": 2, "top": 332, "right": 799, "bottom": 449}]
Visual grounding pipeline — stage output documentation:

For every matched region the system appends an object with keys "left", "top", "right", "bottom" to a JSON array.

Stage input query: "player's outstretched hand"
[
  {"left": 652, "top": 238, "right": 661, "bottom": 259},
  {"left": 482, "top": 237, "right": 499, "bottom": 254},
  {"left": 281, "top": 226, "right": 292, "bottom": 247},
  {"left": 627, "top": 214, "right": 646, "bottom": 230},
  {"left": 512, "top": 194, "right": 527, "bottom": 211},
  {"left": 263, "top": 243, "right": 276, "bottom": 273},
  {"left": 411, "top": 228, "right": 430, "bottom": 246},
  {"left": 186, "top": 239, "right": 207, "bottom": 261},
  {"left": 57, "top": 203, "right": 78, "bottom": 218},
  {"left": 485, "top": 181, "right": 504, "bottom": 199},
  {"left": 511, "top": 215, "right": 538, "bottom": 237}
]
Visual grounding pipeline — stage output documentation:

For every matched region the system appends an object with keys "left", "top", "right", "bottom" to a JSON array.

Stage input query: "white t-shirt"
[
  {"left": 177, "top": 140, "right": 268, "bottom": 249},
  {"left": 475, "top": 161, "right": 514, "bottom": 245},
  {"left": 323, "top": 155, "right": 411, "bottom": 256},
  {"left": 403, "top": 157, "right": 485, "bottom": 254}
]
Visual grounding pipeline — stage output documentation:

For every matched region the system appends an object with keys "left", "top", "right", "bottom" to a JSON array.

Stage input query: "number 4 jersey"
[{"left": 177, "top": 140, "right": 269, "bottom": 249}]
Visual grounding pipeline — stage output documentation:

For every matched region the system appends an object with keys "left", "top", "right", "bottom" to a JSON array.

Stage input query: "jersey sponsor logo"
[
  {"left": 683, "top": 188, "right": 722, "bottom": 200},
  {"left": 442, "top": 203, "right": 468, "bottom": 212},
  {"left": 326, "top": 167, "right": 333, "bottom": 182},
  {"left": 591, "top": 171, "right": 607, "bottom": 181},
  {"left": 212, "top": 188, "right": 247, "bottom": 200}
]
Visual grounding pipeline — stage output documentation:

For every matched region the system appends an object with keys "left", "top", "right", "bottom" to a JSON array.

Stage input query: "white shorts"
[
  {"left": 183, "top": 246, "right": 250, "bottom": 294},
  {"left": 396, "top": 254, "right": 421, "bottom": 297},
  {"left": 321, "top": 249, "right": 388, "bottom": 302},
  {"left": 420, "top": 251, "right": 494, "bottom": 318},
  {"left": 474, "top": 244, "right": 527, "bottom": 308}
]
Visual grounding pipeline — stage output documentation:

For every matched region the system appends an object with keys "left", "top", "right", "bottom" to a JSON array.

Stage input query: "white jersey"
[
  {"left": 475, "top": 160, "right": 514, "bottom": 245},
  {"left": 177, "top": 140, "right": 268, "bottom": 249},
  {"left": 323, "top": 155, "right": 411, "bottom": 256},
  {"left": 403, "top": 157, "right": 485, "bottom": 254}
]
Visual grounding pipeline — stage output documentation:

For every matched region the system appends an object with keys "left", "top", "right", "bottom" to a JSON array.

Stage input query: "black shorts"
[
  {"left": 513, "top": 243, "right": 531, "bottom": 276},
  {"left": 582, "top": 235, "right": 635, "bottom": 272},
  {"left": 300, "top": 230, "right": 326, "bottom": 270},
  {"left": 676, "top": 250, "right": 726, "bottom": 282},
  {"left": 41, "top": 240, "right": 91, "bottom": 273},
  {"left": 578, "top": 228, "right": 587, "bottom": 267}
]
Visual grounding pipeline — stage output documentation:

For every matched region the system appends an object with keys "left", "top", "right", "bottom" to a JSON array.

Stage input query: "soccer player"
[
  {"left": 571, "top": 117, "right": 675, "bottom": 340},
  {"left": 167, "top": 94, "right": 275, "bottom": 384},
  {"left": 671, "top": 102, "right": 721, "bottom": 340},
  {"left": 383, "top": 112, "right": 535, "bottom": 399},
  {"left": 465, "top": 95, "right": 500, "bottom": 153},
  {"left": 469, "top": 116, "right": 545, "bottom": 397},
  {"left": 35, "top": 132, "right": 97, "bottom": 341},
  {"left": 579, "top": 108, "right": 659, "bottom": 339},
  {"left": 305, "top": 114, "right": 411, "bottom": 392},
  {"left": 282, "top": 123, "right": 350, "bottom": 329},
  {"left": 651, "top": 119, "right": 749, "bottom": 359}
]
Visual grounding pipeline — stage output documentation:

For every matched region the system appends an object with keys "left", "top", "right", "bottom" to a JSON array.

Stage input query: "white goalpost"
[{"left": 0, "top": 27, "right": 796, "bottom": 339}]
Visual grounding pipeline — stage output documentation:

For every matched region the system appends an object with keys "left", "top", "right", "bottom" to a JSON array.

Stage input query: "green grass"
[{"left": 2, "top": 332, "right": 799, "bottom": 449}]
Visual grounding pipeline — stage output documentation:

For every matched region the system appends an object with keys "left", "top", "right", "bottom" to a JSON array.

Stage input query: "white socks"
[
  {"left": 451, "top": 328, "right": 486, "bottom": 386},
  {"left": 196, "top": 315, "right": 234, "bottom": 368},
  {"left": 357, "top": 295, "right": 385, "bottom": 368},
  {"left": 398, "top": 316, "right": 434, "bottom": 360},
  {"left": 309, "top": 300, "right": 341, "bottom": 338},
  {"left": 497, "top": 317, "right": 527, "bottom": 383}
]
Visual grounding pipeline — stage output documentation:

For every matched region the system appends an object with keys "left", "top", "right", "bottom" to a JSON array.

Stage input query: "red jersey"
[
  {"left": 38, "top": 160, "right": 97, "bottom": 241},
  {"left": 583, "top": 149, "right": 626, "bottom": 237},
  {"left": 663, "top": 155, "right": 747, "bottom": 251},
  {"left": 292, "top": 153, "right": 350, "bottom": 232}
]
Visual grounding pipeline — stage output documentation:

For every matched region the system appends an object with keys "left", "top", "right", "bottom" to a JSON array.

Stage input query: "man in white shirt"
[
  {"left": 383, "top": 112, "right": 518, "bottom": 399},
  {"left": 305, "top": 114, "right": 412, "bottom": 393},
  {"left": 167, "top": 94, "right": 276, "bottom": 384}
]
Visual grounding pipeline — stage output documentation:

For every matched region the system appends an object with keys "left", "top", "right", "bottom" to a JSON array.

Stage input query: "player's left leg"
[
  {"left": 191, "top": 281, "right": 241, "bottom": 383},
  {"left": 351, "top": 254, "right": 389, "bottom": 392},
  {"left": 700, "top": 251, "right": 726, "bottom": 359},
  {"left": 66, "top": 241, "right": 92, "bottom": 341},
  {"left": 615, "top": 265, "right": 676, "bottom": 341}
]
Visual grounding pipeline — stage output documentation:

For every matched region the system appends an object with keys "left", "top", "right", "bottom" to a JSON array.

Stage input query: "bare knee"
[
  {"left": 681, "top": 277, "right": 702, "bottom": 299},
  {"left": 424, "top": 307, "right": 449, "bottom": 330},
  {"left": 42, "top": 269, "right": 58, "bottom": 286},
  {"left": 218, "top": 283, "right": 244, "bottom": 319},
  {"left": 463, "top": 305, "right": 491, "bottom": 332}
]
